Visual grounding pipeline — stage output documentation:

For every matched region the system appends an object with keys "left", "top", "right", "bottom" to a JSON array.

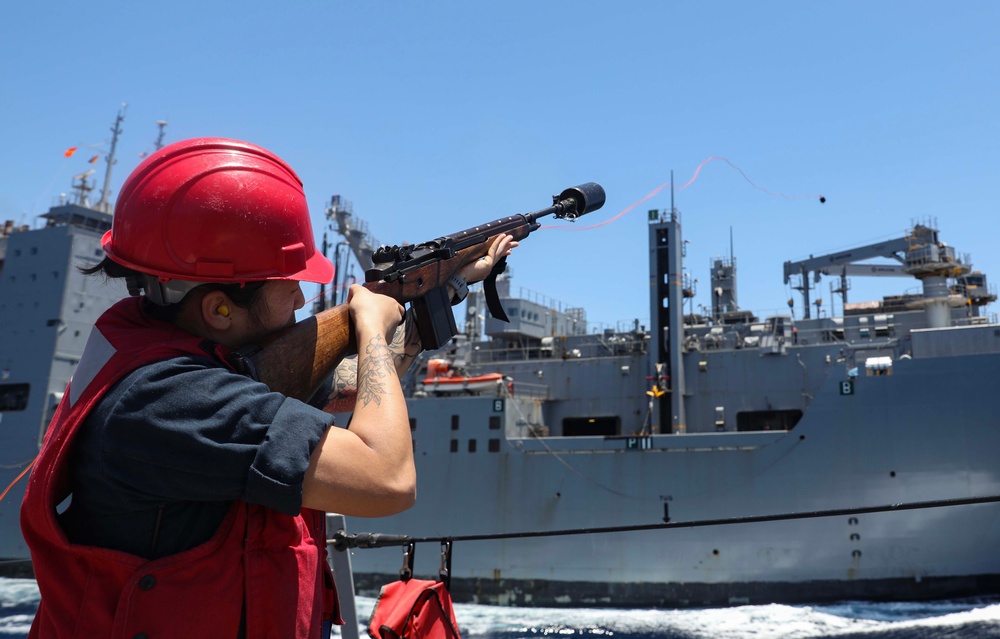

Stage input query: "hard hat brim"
[{"left": 102, "top": 229, "right": 335, "bottom": 286}]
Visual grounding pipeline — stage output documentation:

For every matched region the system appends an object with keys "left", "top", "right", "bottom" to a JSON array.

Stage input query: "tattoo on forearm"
[
  {"left": 357, "top": 333, "right": 396, "bottom": 407},
  {"left": 388, "top": 312, "right": 423, "bottom": 372},
  {"left": 323, "top": 358, "right": 359, "bottom": 411},
  {"left": 325, "top": 312, "right": 420, "bottom": 412}
]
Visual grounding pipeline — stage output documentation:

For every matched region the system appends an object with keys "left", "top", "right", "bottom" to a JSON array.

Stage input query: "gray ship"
[
  {"left": 0, "top": 110, "right": 135, "bottom": 575},
  {"left": 0, "top": 182, "right": 128, "bottom": 575},
  {"left": 2, "top": 119, "right": 999, "bottom": 607},
  {"left": 326, "top": 196, "right": 1000, "bottom": 608}
]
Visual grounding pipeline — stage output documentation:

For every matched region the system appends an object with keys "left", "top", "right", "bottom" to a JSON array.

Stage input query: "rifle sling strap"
[{"left": 483, "top": 255, "right": 510, "bottom": 323}]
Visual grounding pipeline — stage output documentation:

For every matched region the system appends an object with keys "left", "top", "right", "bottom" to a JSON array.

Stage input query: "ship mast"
[
  {"left": 648, "top": 172, "right": 687, "bottom": 433},
  {"left": 95, "top": 104, "right": 126, "bottom": 214}
]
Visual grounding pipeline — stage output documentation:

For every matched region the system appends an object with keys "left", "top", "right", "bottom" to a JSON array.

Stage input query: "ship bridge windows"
[
  {"left": 735, "top": 409, "right": 802, "bottom": 432},
  {"left": 0, "top": 383, "right": 30, "bottom": 412},
  {"left": 562, "top": 416, "right": 619, "bottom": 436}
]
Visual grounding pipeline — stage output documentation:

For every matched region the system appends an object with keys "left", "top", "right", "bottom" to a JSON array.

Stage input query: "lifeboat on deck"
[{"left": 419, "top": 358, "right": 504, "bottom": 395}]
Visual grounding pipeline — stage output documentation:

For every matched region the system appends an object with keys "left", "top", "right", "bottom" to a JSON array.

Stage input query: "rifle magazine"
[{"left": 411, "top": 286, "right": 458, "bottom": 351}]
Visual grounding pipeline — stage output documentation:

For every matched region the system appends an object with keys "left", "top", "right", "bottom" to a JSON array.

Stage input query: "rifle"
[{"left": 229, "top": 183, "right": 605, "bottom": 402}]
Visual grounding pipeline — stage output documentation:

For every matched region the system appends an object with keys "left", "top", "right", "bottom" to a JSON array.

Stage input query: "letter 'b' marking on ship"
[{"left": 69, "top": 328, "right": 116, "bottom": 407}]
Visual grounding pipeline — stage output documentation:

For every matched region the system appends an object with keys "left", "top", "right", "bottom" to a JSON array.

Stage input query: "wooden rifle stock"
[{"left": 240, "top": 304, "right": 352, "bottom": 402}]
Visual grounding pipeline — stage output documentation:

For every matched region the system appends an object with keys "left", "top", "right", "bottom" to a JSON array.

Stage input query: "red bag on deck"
[{"left": 367, "top": 578, "right": 461, "bottom": 639}]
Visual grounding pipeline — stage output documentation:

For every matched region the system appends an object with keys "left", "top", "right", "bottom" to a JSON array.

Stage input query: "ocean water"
[{"left": 3, "top": 578, "right": 1000, "bottom": 638}]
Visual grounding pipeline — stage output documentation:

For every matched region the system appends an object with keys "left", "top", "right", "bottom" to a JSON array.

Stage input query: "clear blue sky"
[{"left": 3, "top": 1, "right": 998, "bottom": 329}]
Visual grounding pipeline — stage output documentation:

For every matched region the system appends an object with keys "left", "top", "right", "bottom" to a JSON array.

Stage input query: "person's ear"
[{"left": 202, "top": 291, "right": 234, "bottom": 331}]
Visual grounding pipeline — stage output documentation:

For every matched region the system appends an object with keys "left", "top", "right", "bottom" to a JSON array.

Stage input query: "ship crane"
[
  {"left": 783, "top": 235, "right": 913, "bottom": 319},
  {"left": 314, "top": 195, "right": 381, "bottom": 312},
  {"left": 784, "top": 224, "right": 993, "bottom": 325},
  {"left": 324, "top": 195, "right": 380, "bottom": 272}
]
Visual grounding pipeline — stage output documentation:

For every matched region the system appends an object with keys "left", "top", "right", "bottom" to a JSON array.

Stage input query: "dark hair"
[
  {"left": 79, "top": 256, "right": 133, "bottom": 278},
  {"left": 80, "top": 257, "right": 268, "bottom": 324}
]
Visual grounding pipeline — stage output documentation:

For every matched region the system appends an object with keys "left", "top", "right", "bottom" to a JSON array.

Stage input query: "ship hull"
[
  {"left": 341, "top": 351, "right": 1000, "bottom": 607},
  {"left": 351, "top": 572, "right": 1000, "bottom": 609}
]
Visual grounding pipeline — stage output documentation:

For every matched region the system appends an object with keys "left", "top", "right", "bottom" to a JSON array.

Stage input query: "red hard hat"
[{"left": 103, "top": 137, "right": 333, "bottom": 285}]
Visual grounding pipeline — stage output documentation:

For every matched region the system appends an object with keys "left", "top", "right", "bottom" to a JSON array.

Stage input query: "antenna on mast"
[
  {"left": 670, "top": 170, "right": 675, "bottom": 216},
  {"left": 95, "top": 104, "right": 127, "bottom": 214},
  {"left": 70, "top": 170, "right": 96, "bottom": 207}
]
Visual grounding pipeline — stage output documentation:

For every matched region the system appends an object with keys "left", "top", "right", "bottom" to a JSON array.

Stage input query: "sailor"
[{"left": 20, "top": 137, "right": 514, "bottom": 638}]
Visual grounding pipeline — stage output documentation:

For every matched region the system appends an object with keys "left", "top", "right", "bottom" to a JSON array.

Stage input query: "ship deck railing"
[{"left": 505, "top": 380, "right": 549, "bottom": 399}]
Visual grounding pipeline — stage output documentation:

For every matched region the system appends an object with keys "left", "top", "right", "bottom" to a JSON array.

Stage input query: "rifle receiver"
[{"left": 551, "top": 182, "right": 606, "bottom": 221}]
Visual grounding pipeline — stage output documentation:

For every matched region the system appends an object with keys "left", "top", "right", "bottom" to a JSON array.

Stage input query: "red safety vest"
[{"left": 21, "top": 297, "right": 340, "bottom": 638}]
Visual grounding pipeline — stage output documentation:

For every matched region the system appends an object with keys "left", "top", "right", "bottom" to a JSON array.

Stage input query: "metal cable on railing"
[{"left": 330, "top": 494, "right": 1000, "bottom": 550}]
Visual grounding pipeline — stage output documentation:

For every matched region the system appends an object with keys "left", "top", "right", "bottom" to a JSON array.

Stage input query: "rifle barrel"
[{"left": 442, "top": 182, "right": 606, "bottom": 251}]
